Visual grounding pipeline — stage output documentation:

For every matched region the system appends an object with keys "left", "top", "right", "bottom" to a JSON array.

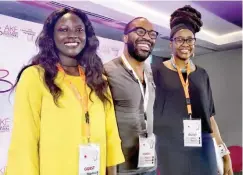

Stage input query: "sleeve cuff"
[{"left": 106, "top": 139, "right": 125, "bottom": 167}]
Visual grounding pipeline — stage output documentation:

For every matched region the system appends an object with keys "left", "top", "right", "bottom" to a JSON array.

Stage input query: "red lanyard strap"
[
  {"left": 175, "top": 62, "right": 192, "bottom": 119},
  {"left": 57, "top": 63, "right": 91, "bottom": 142}
]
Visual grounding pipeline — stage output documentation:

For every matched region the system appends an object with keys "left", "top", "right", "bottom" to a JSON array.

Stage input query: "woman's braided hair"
[{"left": 170, "top": 5, "right": 203, "bottom": 38}]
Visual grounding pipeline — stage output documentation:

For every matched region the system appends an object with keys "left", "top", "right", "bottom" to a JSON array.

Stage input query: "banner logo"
[
  {"left": 0, "top": 25, "right": 18, "bottom": 38},
  {"left": 0, "top": 166, "right": 6, "bottom": 175},
  {"left": 20, "top": 28, "right": 36, "bottom": 42},
  {"left": 0, "top": 118, "right": 10, "bottom": 132},
  {"left": 0, "top": 69, "right": 13, "bottom": 93}
]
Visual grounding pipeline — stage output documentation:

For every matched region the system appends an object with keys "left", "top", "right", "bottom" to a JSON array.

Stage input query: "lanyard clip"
[
  {"left": 189, "top": 113, "right": 192, "bottom": 120},
  {"left": 144, "top": 113, "right": 148, "bottom": 138},
  {"left": 85, "top": 112, "right": 89, "bottom": 124},
  {"left": 144, "top": 112, "right": 147, "bottom": 120},
  {"left": 186, "top": 98, "right": 191, "bottom": 105}
]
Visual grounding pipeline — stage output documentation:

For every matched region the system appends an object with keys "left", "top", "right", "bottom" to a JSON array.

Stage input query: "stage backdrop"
[{"left": 0, "top": 14, "right": 124, "bottom": 174}]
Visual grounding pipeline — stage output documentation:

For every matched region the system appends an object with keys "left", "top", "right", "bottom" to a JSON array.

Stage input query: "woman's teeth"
[
  {"left": 65, "top": 42, "right": 78, "bottom": 46},
  {"left": 180, "top": 49, "right": 189, "bottom": 54}
]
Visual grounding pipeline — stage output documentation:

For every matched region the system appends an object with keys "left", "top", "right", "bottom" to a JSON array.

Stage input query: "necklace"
[
  {"left": 60, "top": 64, "right": 78, "bottom": 67},
  {"left": 170, "top": 56, "right": 193, "bottom": 73}
]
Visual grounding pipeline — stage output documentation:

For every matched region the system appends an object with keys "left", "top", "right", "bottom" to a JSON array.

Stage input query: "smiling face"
[
  {"left": 124, "top": 18, "right": 156, "bottom": 62},
  {"left": 170, "top": 29, "right": 195, "bottom": 61},
  {"left": 54, "top": 12, "right": 86, "bottom": 58}
]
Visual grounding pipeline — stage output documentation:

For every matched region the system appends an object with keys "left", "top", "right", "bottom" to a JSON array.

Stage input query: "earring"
[{"left": 192, "top": 53, "right": 195, "bottom": 58}]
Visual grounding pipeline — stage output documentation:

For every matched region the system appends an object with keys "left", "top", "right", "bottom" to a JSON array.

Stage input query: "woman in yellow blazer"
[{"left": 5, "top": 7, "right": 124, "bottom": 175}]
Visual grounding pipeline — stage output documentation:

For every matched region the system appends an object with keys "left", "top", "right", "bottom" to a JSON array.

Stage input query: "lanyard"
[
  {"left": 57, "top": 63, "right": 91, "bottom": 142},
  {"left": 121, "top": 55, "right": 149, "bottom": 133},
  {"left": 174, "top": 60, "right": 192, "bottom": 119},
  {"left": 121, "top": 55, "right": 149, "bottom": 111}
]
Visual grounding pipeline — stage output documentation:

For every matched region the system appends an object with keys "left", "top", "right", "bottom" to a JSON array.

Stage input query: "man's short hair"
[{"left": 124, "top": 17, "right": 148, "bottom": 34}]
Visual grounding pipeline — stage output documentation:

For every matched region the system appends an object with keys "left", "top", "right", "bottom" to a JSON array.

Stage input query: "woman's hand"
[
  {"left": 106, "top": 166, "right": 117, "bottom": 175},
  {"left": 223, "top": 155, "right": 233, "bottom": 175}
]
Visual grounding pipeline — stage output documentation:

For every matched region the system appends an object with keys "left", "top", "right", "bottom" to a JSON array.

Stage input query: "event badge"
[
  {"left": 183, "top": 119, "right": 202, "bottom": 147},
  {"left": 138, "top": 133, "right": 156, "bottom": 168},
  {"left": 79, "top": 144, "right": 100, "bottom": 175}
]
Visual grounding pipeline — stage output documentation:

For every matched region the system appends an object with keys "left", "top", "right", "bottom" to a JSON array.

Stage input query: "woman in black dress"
[{"left": 153, "top": 5, "right": 233, "bottom": 175}]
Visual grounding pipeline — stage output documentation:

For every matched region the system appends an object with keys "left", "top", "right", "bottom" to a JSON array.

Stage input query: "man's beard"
[{"left": 127, "top": 42, "right": 151, "bottom": 62}]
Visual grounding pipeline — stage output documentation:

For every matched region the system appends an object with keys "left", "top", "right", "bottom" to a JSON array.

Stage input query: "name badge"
[
  {"left": 79, "top": 144, "right": 100, "bottom": 175},
  {"left": 183, "top": 119, "right": 202, "bottom": 147},
  {"left": 138, "top": 133, "right": 156, "bottom": 168}
]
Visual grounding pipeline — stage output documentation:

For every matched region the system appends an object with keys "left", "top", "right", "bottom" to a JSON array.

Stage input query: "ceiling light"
[{"left": 89, "top": 0, "right": 242, "bottom": 45}]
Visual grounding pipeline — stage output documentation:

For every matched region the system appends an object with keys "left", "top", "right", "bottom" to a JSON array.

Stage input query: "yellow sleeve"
[
  {"left": 5, "top": 66, "right": 42, "bottom": 175},
  {"left": 105, "top": 88, "right": 125, "bottom": 167}
]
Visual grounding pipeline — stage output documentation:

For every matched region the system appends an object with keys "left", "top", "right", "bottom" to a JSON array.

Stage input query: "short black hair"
[{"left": 124, "top": 17, "right": 148, "bottom": 34}]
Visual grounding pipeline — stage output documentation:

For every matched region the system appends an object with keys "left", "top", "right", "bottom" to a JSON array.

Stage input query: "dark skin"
[
  {"left": 54, "top": 12, "right": 86, "bottom": 76},
  {"left": 54, "top": 13, "right": 117, "bottom": 175},
  {"left": 123, "top": 18, "right": 156, "bottom": 83},
  {"left": 164, "top": 29, "right": 233, "bottom": 175},
  {"left": 164, "top": 29, "right": 196, "bottom": 72}
]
